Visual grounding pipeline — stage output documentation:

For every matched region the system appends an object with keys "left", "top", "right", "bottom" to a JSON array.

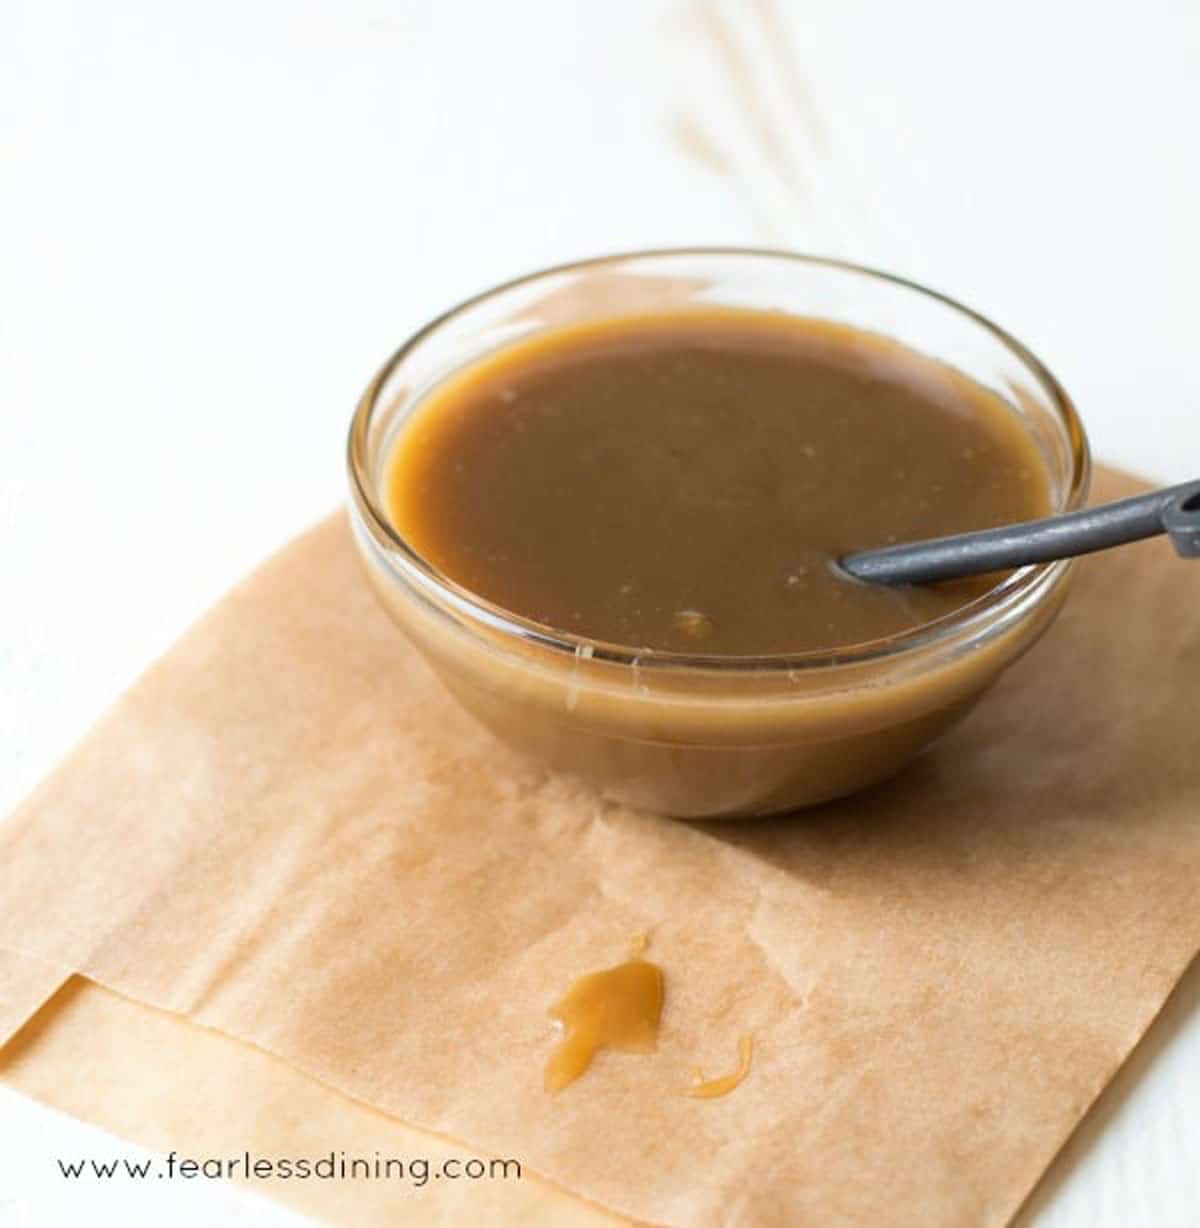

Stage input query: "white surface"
[{"left": 2, "top": 1, "right": 1199, "bottom": 1224}]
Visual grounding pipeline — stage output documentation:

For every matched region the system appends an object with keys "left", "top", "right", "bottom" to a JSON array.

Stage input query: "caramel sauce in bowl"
[{"left": 348, "top": 250, "right": 1089, "bottom": 818}]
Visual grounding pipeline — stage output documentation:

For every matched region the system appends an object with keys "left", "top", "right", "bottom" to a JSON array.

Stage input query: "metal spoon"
[{"left": 841, "top": 479, "right": 1200, "bottom": 586}]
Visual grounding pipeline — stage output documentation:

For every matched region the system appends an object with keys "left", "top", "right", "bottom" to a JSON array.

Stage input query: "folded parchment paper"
[
  {"left": 1, "top": 976, "right": 619, "bottom": 1226},
  {"left": 2, "top": 468, "right": 1199, "bottom": 1226}
]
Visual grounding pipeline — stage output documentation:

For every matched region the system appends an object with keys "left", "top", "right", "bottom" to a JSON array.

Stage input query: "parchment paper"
[
  {"left": 2, "top": 467, "right": 1199, "bottom": 1226},
  {"left": 0, "top": 976, "right": 621, "bottom": 1226}
]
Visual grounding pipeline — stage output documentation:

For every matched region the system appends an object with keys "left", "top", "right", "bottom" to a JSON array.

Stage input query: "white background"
[{"left": 2, "top": 1, "right": 1199, "bottom": 1224}]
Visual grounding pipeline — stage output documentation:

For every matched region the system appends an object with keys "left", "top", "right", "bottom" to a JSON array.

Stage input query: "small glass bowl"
[{"left": 347, "top": 249, "right": 1089, "bottom": 819}]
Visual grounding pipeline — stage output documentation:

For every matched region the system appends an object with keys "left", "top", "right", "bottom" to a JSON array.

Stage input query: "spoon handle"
[{"left": 841, "top": 479, "right": 1200, "bottom": 586}]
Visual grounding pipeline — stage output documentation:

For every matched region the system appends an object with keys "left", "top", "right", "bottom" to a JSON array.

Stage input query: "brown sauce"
[
  {"left": 544, "top": 942, "right": 755, "bottom": 1098},
  {"left": 386, "top": 308, "right": 1052, "bottom": 656},
  {"left": 689, "top": 1034, "right": 754, "bottom": 1099},
  {"left": 545, "top": 952, "right": 664, "bottom": 1092}
]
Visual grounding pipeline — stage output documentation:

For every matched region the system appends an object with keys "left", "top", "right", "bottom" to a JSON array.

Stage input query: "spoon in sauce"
[{"left": 842, "top": 479, "right": 1200, "bottom": 586}]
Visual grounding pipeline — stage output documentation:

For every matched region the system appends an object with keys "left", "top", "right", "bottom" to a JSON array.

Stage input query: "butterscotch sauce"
[
  {"left": 385, "top": 307, "right": 1052, "bottom": 656},
  {"left": 689, "top": 1034, "right": 754, "bottom": 1099},
  {"left": 545, "top": 951, "right": 664, "bottom": 1092},
  {"left": 544, "top": 940, "right": 755, "bottom": 1099}
]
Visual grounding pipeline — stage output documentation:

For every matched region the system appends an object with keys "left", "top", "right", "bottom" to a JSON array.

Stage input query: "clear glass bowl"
[{"left": 347, "top": 250, "right": 1090, "bottom": 819}]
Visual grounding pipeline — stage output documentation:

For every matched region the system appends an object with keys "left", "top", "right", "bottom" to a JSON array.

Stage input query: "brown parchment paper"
[
  {"left": 0, "top": 946, "right": 69, "bottom": 1045},
  {"left": 1, "top": 976, "right": 621, "bottom": 1226},
  {"left": 2, "top": 466, "right": 1200, "bottom": 1226}
]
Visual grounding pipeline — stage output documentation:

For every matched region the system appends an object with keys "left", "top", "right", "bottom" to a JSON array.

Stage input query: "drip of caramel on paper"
[
  {"left": 689, "top": 1034, "right": 754, "bottom": 1099},
  {"left": 545, "top": 941, "right": 663, "bottom": 1092}
]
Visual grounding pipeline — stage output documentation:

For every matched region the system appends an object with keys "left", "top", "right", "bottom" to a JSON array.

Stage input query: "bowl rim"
[{"left": 347, "top": 246, "right": 1091, "bottom": 673}]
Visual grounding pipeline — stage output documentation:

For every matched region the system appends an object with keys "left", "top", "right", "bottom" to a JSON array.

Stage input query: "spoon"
[{"left": 841, "top": 479, "right": 1200, "bottom": 586}]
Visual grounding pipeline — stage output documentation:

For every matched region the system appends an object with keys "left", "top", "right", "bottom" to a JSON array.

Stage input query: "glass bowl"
[{"left": 347, "top": 249, "right": 1090, "bottom": 819}]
